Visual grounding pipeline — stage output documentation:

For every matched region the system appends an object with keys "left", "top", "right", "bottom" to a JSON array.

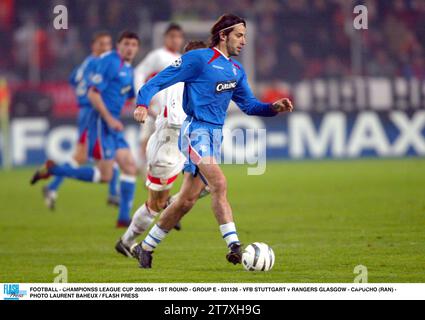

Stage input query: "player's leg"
[
  {"left": 107, "top": 163, "right": 120, "bottom": 207},
  {"left": 72, "top": 140, "right": 89, "bottom": 164},
  {"left": 133, "top": 173, "right": 205, "bottom": 268},
  {"left": 138, "top": 115, "right": 155, "bottom": 182},
  {"left": 31, "top": 159, "right": 102, "bottom": 185},
  {"left": 49, "top": 139, "right": 88, "bottom": 186},
  {"left": 96, "top": 159, "right": 115, "bottom": 182},
  {"left": 31, "top": 122, "right": 112, "bottom": 185},
  {"left": 156, "top": 173, "right": 204, "bottom": 230},
  {"left": 197, "top": 158, "right": 232, "bottom": 224},
  {"left": 117, "top": 125, "right": 186, "bottom": 256},
  {"left": 115, "top": 148, "right": 138, "bottom": 227},
  {"left": 117, "top": 188, "right": 170, "bottom": 256},
  {"left": 197, "top": 157, "right": 242, "bottom": 264},
  {"left": 43, "top": 129, "right": 89, "bottom": 209},
  {"left": 147, "top": 188, "right": 170, "bottom": 212}
]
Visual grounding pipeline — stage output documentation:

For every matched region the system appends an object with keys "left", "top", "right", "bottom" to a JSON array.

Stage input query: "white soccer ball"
[{"left": 242, "top": 242, "right": 275, "bottom": 272}]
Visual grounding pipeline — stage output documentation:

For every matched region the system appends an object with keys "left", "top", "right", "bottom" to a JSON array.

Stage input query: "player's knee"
[
  {"left": 74, "top": 155, "right": 87, "bottom": 165},
  {"left": 147, "top": 198, "right": 167, "bottom": 212},
  {"left": 99, "top": 168, "right": 113, "bottom": 183},
  {"left": 210, "top": 177, "right": 227, "bottom": 196},
  {"left": 177, "top": 197, "right": 197, "bottom": 214},
  {"left": 121, "top": 163, "right": 137, "bottom": 176},
  {"left": 100, "top": 174, "right": 112, "bottom": 183}
]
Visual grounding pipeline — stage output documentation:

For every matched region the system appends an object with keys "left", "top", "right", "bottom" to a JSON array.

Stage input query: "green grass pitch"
[{"left": 0, "top": 159, "right": 424, "bottom": 283}]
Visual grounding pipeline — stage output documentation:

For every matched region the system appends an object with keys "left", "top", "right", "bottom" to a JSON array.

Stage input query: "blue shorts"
[
  {"left": 88, "top": 116, "right": 129, "bottom": 161},
  {"left": 179, "top": 117, "right": 223, "bottom": 176},
  {"left": 77, "top": 105, "right": 92, "bottom": 143}
]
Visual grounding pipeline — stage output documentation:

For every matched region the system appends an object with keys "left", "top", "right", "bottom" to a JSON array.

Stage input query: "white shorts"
[
  {"left": 145, "top": 125, "right": 185, "bottom": 191},
  {"left": 139, "top": 115, "right": 156, "bottom": 143}
]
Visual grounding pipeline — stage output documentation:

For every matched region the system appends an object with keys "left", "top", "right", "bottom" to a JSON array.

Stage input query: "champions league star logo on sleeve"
[
  {"left": 171, "top": 58, "right": 182, "bottom": 68},
  {"left": 3, "top": 284, "right": 27, "bottom": 300}
]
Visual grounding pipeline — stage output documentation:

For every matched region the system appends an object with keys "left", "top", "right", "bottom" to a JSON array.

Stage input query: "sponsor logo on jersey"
[
  {"left": 215, "top": 80, "right": 237, "bottom": 93},
  {"left": 92, "top": 74, "right": 103, "bottom": 84},
  {"left": 120, "top": 85, "right": 132, "bottom": 95}
]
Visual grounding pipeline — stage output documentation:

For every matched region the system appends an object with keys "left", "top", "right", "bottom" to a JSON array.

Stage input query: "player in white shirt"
[
  {"left": 134, "top": 23, "right": 185, "bottom": 181},
  {"left": 115, "top": 41, "right": 208, "bottom": 257}
]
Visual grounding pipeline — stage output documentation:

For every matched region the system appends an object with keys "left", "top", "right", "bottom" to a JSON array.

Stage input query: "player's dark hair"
[
  {"left": 209, "top": 14, "right": 246, "bottom": 47},
  {"left": 184, "top": 40, "right": 207, "bottom": 53},
  {"left": 91, "top": 31, "right": 111, "bottom": 43},
  {"left": 117, "top": 30, "right": 140, "bottom": 43},
  {"left": 164, "top": 23, "right": 183, "bottom": 35}
]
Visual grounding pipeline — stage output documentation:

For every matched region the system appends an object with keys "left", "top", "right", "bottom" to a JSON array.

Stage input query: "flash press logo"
[{"left": 3, "top": 284, "right": 27, "bottom": 300}]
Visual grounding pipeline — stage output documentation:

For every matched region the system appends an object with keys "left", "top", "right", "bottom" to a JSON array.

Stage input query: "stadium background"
[
  {"left": 1, "top": 0, "right": 425, "bottom": 166},
  {"left": 0, "top": 0, "right": 424, "bottom": 283}
]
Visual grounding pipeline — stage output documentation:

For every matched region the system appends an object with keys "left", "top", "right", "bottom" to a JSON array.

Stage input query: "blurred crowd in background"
[{"left": 0, "top": 0, "right": 424, "bottom": 84}]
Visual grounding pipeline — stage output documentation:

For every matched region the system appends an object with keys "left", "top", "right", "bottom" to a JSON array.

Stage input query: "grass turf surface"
[{"left": 0, "top": 159, "right": 424, "bottom": 283}]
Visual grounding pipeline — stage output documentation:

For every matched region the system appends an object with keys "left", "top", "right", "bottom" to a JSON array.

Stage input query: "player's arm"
[
  {"left": 134, "top": 51, "right": 204, "bottom": 123},
  {"left": 232, "top": 70, "right": 293, "bottom": 116},
  {"left": 88, "top": 88, "right": 123, "bottom": 131},
  {"left": 87, "top": 58, "right": 124, "bottom": 131}
]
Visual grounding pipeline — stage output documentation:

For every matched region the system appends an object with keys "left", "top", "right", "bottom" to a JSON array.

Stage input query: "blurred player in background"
[
  {"left": 116, "top": 41, "right": 208, "bottom": 258},
  {"left": 42, "top": 32, "right": 119, "bottom": 210},
  {"left": 132, "top": 14, "right": 293, "bottom": 268},
  {"left": 31, "top": 31, "right": 140, "bottom": 228},
  {"left": 134, "top": 23, "right": 184, "bottom": 180}
]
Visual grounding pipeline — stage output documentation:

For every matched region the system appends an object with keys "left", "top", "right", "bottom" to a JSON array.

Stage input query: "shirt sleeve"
[
  {"left": 136, "top": 50, "right": 204, "bottom": 108},
  {"left": 232, "top": 69, "right": 277, "bottom": 117},
  {"left": 89, "top": 56, "right": 118, "bottom": 93},
  {"left": 68, "top": 66, "right": 79, "bottom": 87}
]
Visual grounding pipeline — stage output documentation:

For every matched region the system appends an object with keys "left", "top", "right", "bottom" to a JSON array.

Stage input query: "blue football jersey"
[
  {"left": 69, "top": 55, "right": 98, "bottom": 108},
  {"left": 89, "top": 50, "right": 135, "bottom": 119},
  {"left": 137, "top": 47, "right": 277, "bottom": 126}
]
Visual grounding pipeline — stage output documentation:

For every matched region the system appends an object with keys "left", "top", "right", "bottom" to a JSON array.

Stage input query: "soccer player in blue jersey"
[
  {"left": 42, "top": 32, "right": 120, "bottom": 210},
  {"left": 31, "top": 31, "right": 140, "bottom": 228},
  {"left": 132, "top": 14, "right": 294, "bottom": 268}
]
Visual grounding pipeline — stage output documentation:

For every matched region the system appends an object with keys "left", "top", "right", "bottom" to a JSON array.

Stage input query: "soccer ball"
[{"left": 242, "top": 242, "right": 275, "bottom": 272}]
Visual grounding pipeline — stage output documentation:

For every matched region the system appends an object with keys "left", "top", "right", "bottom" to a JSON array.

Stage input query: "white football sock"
[
  {"left": 121, "top": 203, "right": 159, "bottom": 247},
  {"left": 142, "top": 224, "right": 168, "bottom": 251},
  {"left": 69, "top": 159, "right": 80, "bottom": 168},
  {"left": 220, "top": 222, "right": 240, "bottom": 247}
]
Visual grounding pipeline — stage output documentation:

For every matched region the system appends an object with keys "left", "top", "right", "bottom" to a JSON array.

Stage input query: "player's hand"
[
  {"left": 272, "top": 98, "right": 294, "bottom": 113},
  {"left": 134, "top": 106, "right": 148, "bottom": 123},
  {"left": 107, "top": 117, "right": 124, "bottom": 131}
]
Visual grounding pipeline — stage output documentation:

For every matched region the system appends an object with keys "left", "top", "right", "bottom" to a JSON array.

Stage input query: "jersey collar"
[
  {"left": 115, "top": 50, "right": 132, "bottom": 67},
  {"left": 212, "top": 47, "right": 230, "bottom": 60}
]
